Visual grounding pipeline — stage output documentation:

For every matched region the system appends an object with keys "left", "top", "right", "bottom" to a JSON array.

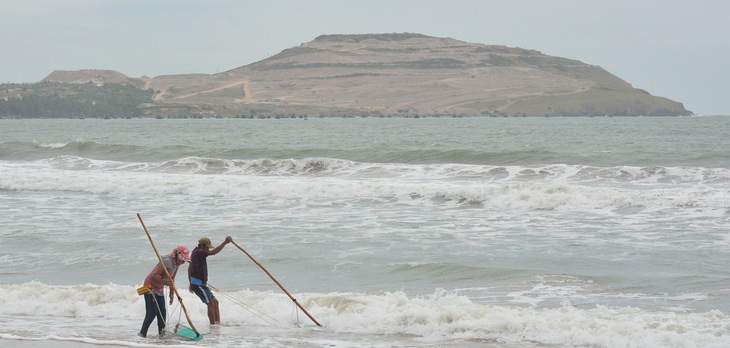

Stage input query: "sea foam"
[{"left": 0, "top": 282, "right": 727, "bottom": 348}]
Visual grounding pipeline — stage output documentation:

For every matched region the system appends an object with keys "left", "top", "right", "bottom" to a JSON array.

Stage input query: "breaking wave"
[
  {"left": 1, "top": 156, "right": 728, "bottom": 213},
  {"left": 0, "top": 282, "right": 727, "bottom": 348}
]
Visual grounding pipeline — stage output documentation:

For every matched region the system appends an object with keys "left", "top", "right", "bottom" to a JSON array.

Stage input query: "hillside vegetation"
[{"left": 0, "top": 81, "right": 153, "bottom": 118}]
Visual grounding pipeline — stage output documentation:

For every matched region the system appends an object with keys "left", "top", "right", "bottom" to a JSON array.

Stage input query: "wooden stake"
[{"left": 231, "top": 240, "right": 322, "bottom": 327}]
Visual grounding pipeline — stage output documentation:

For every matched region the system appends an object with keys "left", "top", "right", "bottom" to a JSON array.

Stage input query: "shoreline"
[{"left": 0, "top": 337, "right": 191, "bottom": 348}]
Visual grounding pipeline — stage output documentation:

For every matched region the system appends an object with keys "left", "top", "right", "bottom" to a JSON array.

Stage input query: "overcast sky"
[{"left": 2, "top": 0, "right": 728, "bottom": 115}]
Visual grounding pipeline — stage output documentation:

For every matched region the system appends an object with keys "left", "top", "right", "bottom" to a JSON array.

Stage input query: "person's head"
[
  {"left": 198, "top": 237, "right": 214, "bottom": 249},
  {"left": 171, "top": 245, "right": 191, "bottom": 265}
]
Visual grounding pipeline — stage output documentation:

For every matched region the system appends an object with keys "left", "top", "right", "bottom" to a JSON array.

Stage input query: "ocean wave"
[
  {"left": 5, "top": 154, "right": 730, "bottom": 182},
  {"left": 0, "top": 282, "right": 727, "bottom": 348},
  {"left": 0, "top": 140, "right": 191, "bottom": 162},
  {"left": 0, "top": 139, "right": 566, "bottom": 165},
  {"left": 1, "top": 157, "right": 729, "bottom": 213}
]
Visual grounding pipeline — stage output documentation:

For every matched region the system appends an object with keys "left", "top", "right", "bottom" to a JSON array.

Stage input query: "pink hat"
[{"left": 173, "top": 245, "right": 191, "bottom": 262}]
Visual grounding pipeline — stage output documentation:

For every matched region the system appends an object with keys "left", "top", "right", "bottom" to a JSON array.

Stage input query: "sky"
[{"left": 2, "top": 0, "right": 728, "bottom": 115}]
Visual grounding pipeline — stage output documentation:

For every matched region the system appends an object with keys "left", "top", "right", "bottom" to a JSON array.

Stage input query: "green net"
[{"left": 175, "top": 325, "right": 204, "bottom": 341}]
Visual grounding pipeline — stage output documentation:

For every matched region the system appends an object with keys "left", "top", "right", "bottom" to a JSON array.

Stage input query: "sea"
[{"left": 0, "top": 116, "right": 729, "bottom": 348}]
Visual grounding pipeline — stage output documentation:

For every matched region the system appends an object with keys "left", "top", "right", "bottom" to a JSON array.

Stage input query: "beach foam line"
[{"left": 0, "top": 333, "right": 190, "bottom": 348}]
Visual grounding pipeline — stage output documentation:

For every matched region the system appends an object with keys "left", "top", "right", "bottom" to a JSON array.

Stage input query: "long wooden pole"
[
  {"left": 137, "top": 213, "right": 202, "bottom": 339},
  {"left": 231, "top": 240, "right": 321, "bottom": 327}
]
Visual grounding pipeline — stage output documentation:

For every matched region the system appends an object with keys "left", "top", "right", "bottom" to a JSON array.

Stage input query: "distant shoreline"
[{"left": 0, "top": 114, "right": 704, "bottom": 120}]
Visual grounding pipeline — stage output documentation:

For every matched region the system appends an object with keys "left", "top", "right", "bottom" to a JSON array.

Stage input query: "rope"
[
  {"left": 207, "top": 284, "right": 283, "bottom": 328},
  {"left": 169, "top": 298, "right": 184, "bottom": 326},
  {"left": 160, "top": 290, "right": 187, "bottom": 334},
  {"left": 149, "top": 292, "right": 168, "bottom": 333}
]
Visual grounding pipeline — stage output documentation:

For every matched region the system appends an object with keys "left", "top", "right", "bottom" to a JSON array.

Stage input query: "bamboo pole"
[
  {"left": 137, "top": 213, "right": 202, "bottom": 339},
  {"left": 231, "top": 240, "right": 322, "bottom": 327}
]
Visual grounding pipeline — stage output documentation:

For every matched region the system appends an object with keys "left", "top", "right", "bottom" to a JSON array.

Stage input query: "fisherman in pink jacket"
[{"left": 138, "top": 246, "right": 191, "bottom": 338}]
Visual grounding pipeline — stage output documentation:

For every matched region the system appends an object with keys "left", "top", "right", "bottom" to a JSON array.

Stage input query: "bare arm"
[{"left": 208, "top": 236, "right": 233, "bottom": 255}]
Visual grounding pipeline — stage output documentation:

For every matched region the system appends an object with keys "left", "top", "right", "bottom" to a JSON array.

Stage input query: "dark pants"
[{"left": 139, "top": 293, "right": 166, "bottom": 337}]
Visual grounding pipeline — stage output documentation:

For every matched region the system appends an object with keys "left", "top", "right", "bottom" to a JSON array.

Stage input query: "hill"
[
  {"left": 42, "top": 69, "right": 144, "bottom": 86},
  {"left": 1, "top": 33, "right": 692, "bottom": 117}
]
